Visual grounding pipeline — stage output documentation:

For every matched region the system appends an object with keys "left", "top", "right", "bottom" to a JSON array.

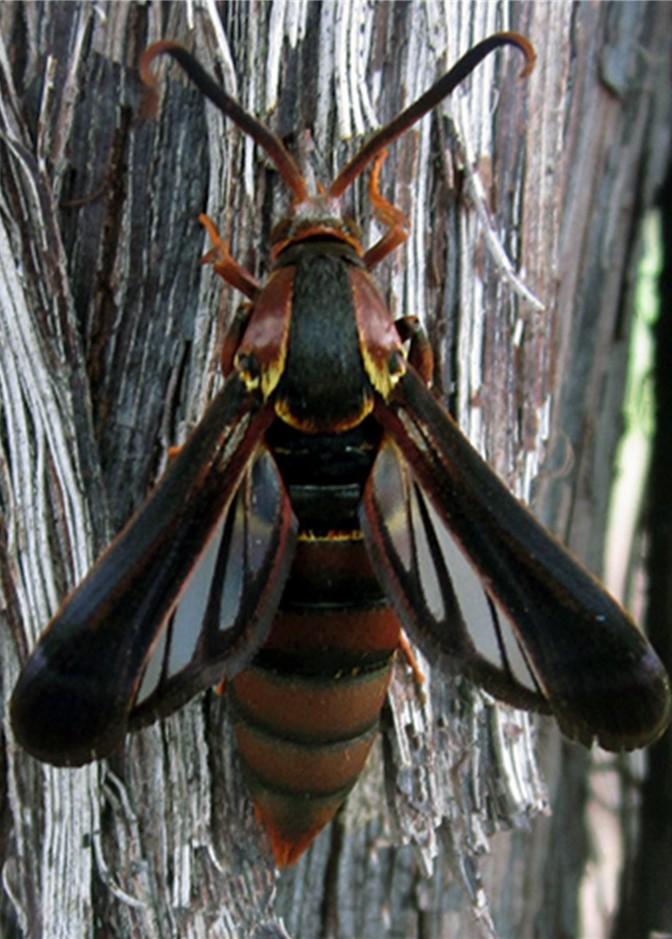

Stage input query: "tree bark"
[{"left": 0, "top": 3, "right": 669, "bottom": 938}]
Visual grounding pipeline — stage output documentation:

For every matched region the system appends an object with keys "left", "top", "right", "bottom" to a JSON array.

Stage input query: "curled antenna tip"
[
  {"left": 497, "top": 31, "right": 537, "bottom": 78},
  {"left": 138, "top": 40, "right": 188, "bottom": 120}
]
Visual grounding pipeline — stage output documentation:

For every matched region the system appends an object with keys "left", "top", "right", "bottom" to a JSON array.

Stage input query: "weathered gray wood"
[
  {"left": 0, "top": 3, "right": 669, "bottom": 937},
  {"left": 526, "top": 6, "right": 672, "bottom": 938}
]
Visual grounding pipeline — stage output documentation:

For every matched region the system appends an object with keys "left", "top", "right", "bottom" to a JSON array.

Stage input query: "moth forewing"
[{"left": 367, "top": 370, "right": 670, "bottom": 751}]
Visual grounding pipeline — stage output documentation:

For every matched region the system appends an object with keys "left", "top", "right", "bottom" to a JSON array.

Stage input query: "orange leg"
[
  {"left": 199, "top": 214, "right": 261, "bottom": 300},
  {"left": 399, "top": 631, "right": 426, "bottom": 687},
  {"left": 363, "top": 150, "right": 410, "bottom": 270}
]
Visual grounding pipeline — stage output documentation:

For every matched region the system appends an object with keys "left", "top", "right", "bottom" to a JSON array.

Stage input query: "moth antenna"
[
  {"left": 328, "top": 32, "right": 535, "bottom": 199},
  {"left": 139, "top": 40, "right": 309, "bottom": 202}
]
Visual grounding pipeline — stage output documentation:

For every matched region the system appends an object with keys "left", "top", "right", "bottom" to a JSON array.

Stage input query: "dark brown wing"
[
  {"left": 11, "top": 375, "right": 296, "bottom": 766},
  {"left": 130, "top": 445, "right": 296, "bottom": 728},
  {"left": 363, "top": 369, "right": 670, "bottom": 751},
  {"left": 361, "top": 435, "right": 546, "bottom": 713}
]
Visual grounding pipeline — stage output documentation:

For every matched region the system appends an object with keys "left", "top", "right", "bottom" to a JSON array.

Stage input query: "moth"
[{"left": 11, "top": 33, "right": 670, "bottom": 866}]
